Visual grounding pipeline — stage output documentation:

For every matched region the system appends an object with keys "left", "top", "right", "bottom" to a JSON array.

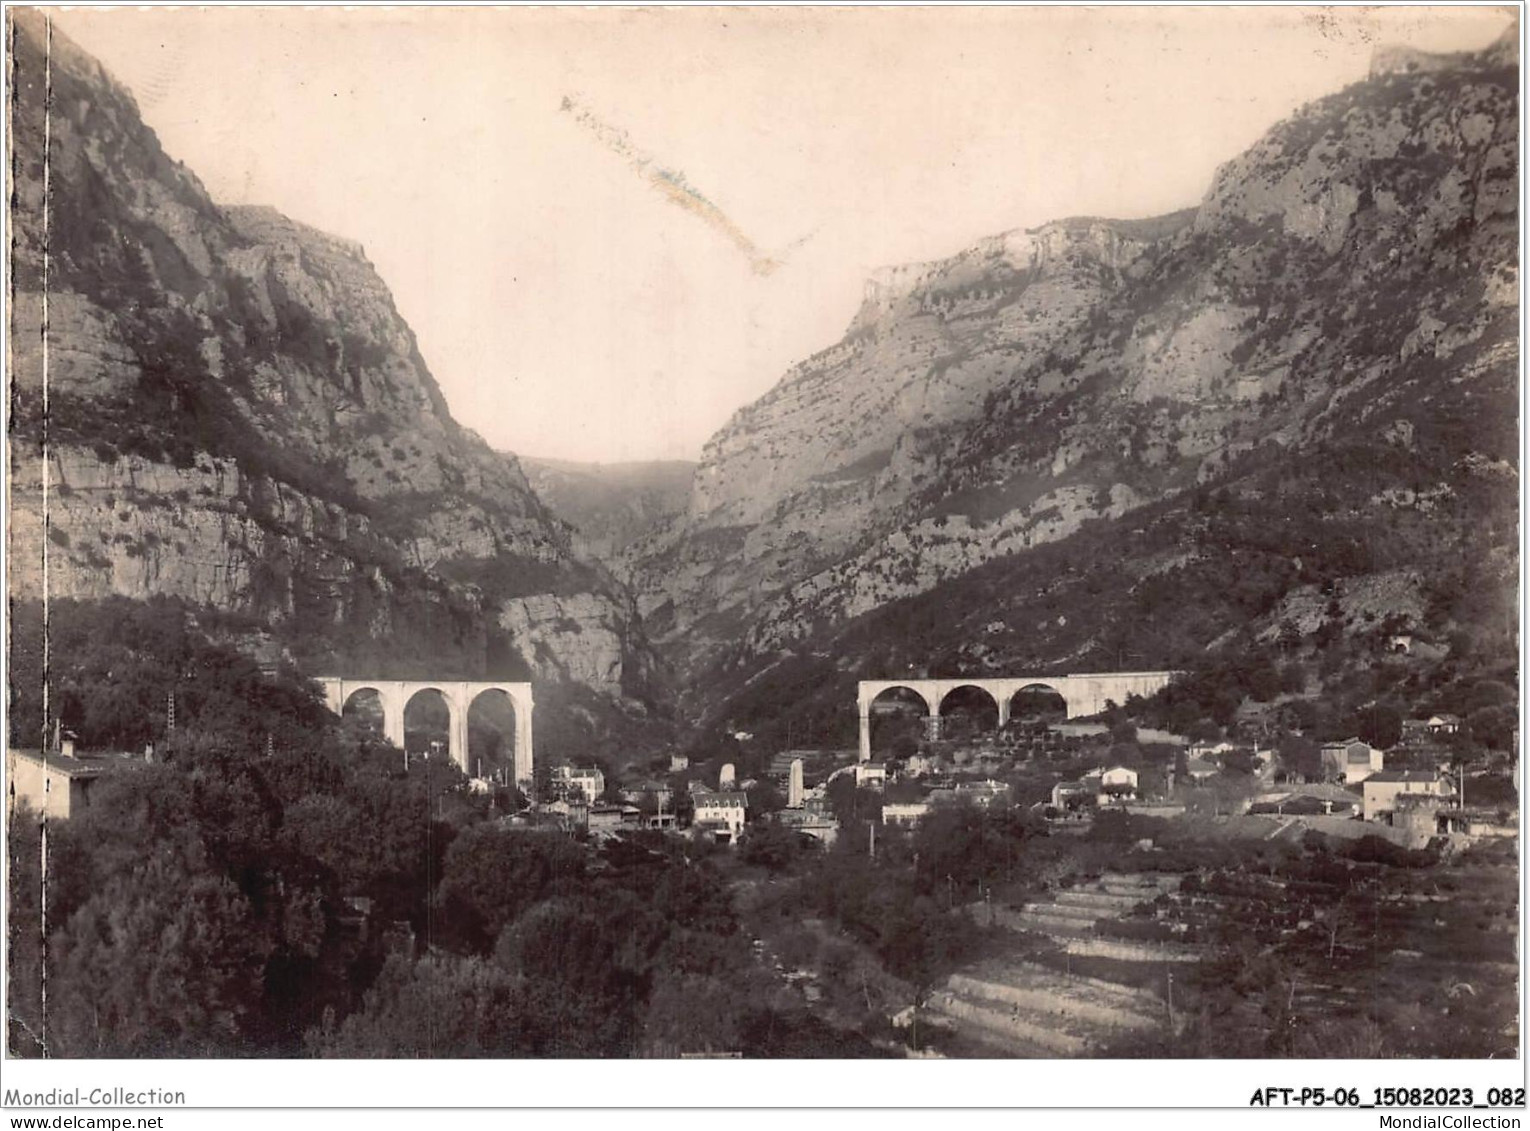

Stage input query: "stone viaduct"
[
  {"left": 857, "top": 671, "right": 1179, "bottom": 762},
  {"left": 317, "top": 678, "right": 533, "bottom": 786}
]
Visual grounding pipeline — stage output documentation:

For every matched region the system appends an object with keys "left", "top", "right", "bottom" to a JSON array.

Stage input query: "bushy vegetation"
[
  {"left": 4, "top": 602, "right": 915, "bottom": 1058},
  {"left": 693, "top": 425, "right": 1516, "bottom": 761}
]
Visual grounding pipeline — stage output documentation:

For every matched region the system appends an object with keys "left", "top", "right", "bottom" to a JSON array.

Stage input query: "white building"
[
  {"left": 552, "top": 764, "right": 605, "bottom": 802},
  {"left": 882, "top": 802, "right": 931, "bottom": 827},
  {"left": 953, "top": 779, "right": 1011, "bottom": 807},
  {"left": 6, "top": 748, "right": 109, "bottom": 819},
  {"left": 692, "top": 790, "right": 748, "bottom": 841},
  {"left": 1321, "top": 738, "right": 1384, "bottom": 785},
  {"left": 855, "top": 762, "right": 888, "bottom": 790},
  {"left": 1099, "top": 766, "right": 1139, "bottom": 799},
  {"left": 903, "top": 754, "right": 937, "bottom": 777},
  {"left": 1362, "top": 771, "right": 1454, "bottom": 822}
]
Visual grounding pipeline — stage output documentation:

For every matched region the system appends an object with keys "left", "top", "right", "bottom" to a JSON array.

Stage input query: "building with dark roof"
[
  {"left": 6, "top": 748, "right": 116, "bottom": 819},
  {"left": 692, "top": 790, "right": 748, "bottom": 841}
]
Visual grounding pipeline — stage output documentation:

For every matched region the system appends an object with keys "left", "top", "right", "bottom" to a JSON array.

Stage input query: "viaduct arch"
[
  {"left": 856, "top": 671, "right": 1178, "bottom": 762},
  {"left": 317, "top": 678, "right": 534, "bottom": 786}
]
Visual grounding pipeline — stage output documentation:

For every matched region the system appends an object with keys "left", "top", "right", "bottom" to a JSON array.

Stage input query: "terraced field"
[
  {"left": 926, "top": 872, "right": 1191, "bottom": 1055},
  {"left": 925, "top": 853, "right": 1519, "bottom": 1058}
]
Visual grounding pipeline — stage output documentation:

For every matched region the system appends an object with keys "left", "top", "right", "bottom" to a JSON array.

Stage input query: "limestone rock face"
[
  {"left": 518, "top": 458, "right": 695, "bottom": 561},
  {"left": 497, "top": 592, "right": 652, "bottom": 697},
  {"left": 6, "top": 12, "right": 663, "bottom": 715},
  {"left": 626, "top": 32, "right": 1518, "bottom": 693}
]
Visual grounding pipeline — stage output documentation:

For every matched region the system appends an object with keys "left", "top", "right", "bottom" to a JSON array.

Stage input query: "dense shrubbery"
[
  {"left": 8, "top": 596, "right": 327, "bottom": 753},
  {"left": 4, "top": 607, "right": 814, "bottom": 1058},
  {"left": 693, "top": 429, "right": 1515, "bottom": 761}
]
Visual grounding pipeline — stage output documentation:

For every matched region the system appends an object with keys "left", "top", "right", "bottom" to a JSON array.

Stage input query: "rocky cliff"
[
  {"left": 625, "top": 29, "right": 1518, "bottom": 718},
  {"left": 624, "top": 212, "right": 1192, "bottom": 648},
  {"left": 518, "top": 456, "right": 695, "bottom": 561},
  {"left": 6, "top": 12, "right": 668, "bottom": 739}
]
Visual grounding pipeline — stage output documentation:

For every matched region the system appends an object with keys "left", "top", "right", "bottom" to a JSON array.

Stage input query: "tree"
[
  {"left": 493, "top": 894, "right": 659, "bottom": 1056},
  {"left": 6, "top": 810, "right": 45, "bottom": 1052},
  {"left": 641, "top": 971, "right": 746, "bottom": 1056},
  {"left": 1466, "top": 680, "right": 1515, "bottom": 713},
  {"left": 50, "top": 856, "right": 270, "bottom": 1055},
  {"left": 313, "top": 953, "right": 525, "bottom": 1057},
  {"left": 1468, "top": 705, "right": 1516, "bottom": 751},
  {"left": 1222, "top": 749, "right": 1257, "bottom": 776},
  {"left": 825, "top": 776, "right": 881, "bottom": 830},
  {"left": 1277, "top": 734, "right": 1323, "bottom": 781},
  {"left": 739, "top": 821, "right": 808, "bottom": 871},
  {"left": 746, "top": 779, "right": 787, "bottom": 817},
  {"left": 1355, "top": 703, "right": 1403, "bottom": 750},
  {"left": 912, "top": 803, "right": 1043, "bottom": 900},
  {"left": 435, "top": 825, "right": 586, "bottom": 953}
]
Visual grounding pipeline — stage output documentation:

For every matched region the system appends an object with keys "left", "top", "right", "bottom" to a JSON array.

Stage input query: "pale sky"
[{"left": 54, "top": 6, "right": 1514, "bottom": 463}]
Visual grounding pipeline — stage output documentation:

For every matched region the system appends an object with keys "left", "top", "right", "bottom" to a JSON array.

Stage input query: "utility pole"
[{"left": 1166, "top": 968, "right": 1175, "bottom": 1037}]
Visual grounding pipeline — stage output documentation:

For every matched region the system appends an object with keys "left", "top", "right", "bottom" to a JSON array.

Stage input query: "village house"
[
  {"left": 1362, "top": 770, "right": 1455, "bottom": 822},
  {"left": 692, "top": 790, "right": 748, "bottom": 842},
  {"left": 1183, "top": 757, "right": 1220, "bottom": 783},
  {"left": 1321, "top": 738, "right": 1384, "bottom": 784},
  {"left": 1188, "top": 740, "right": 1237, "bottom": 761},
  {"left": 881, "top": 801, "right": 931, "bottom": 827},
  {"left": 854, "top": 762, "right": 888, "bottom": 790},
  {"left": 1400, "top": 715, "right": 1462, "bottom": 746},
  {"left": 520, "top": 798, "right": 589, "bottom": 832},
  {"left": 1050, "top": 766, "right": 1138, "bottom": 808},
  {"left": 6, "top": 747, "right": 112, "bottom": 819},
  {"left": 1099, "top": 765, "right": 1139, "bottom": 802},
  {"left": 902, "top": 753, "right": 937, "bottom": 777},
  {"left": 1388, "top": 794, "right": 1452, "bottom": 848},
  {"left": 953, "top": 779, "right": 1011, "bottom": 807},
  {"left": 587, "top": 803, "right": 643, "bottom": 836},
  {"left": 1050, "top": 779, "right": 1094, "bottom": 809},
  {"left": 621, "top": 781, "right": 673, "bottom": 809},
  {"left": 552, "top": 764, "right": 605, "bottom": 802},
  {"left": 1425, "top": 714, "right": 1463, "bottom": 735}
]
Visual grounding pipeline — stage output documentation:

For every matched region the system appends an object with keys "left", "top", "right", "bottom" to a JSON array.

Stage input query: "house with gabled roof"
[
  {"left": 1321, "top": 738, "right": 1383, "bottom": 784},
  {"left": 1362, "top": 770, "right": 1454, "bottom": 822}
]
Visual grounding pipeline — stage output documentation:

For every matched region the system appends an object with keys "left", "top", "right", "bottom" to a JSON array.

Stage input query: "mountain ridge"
[
  {"left": 6, "top": 10, "right": 672, "bottom": 756},
  {"left": 618, "top": 28, "right": 1518, "bottom": 726},
  {"left": 516, "top": 455, "right": 695, "bottom": 563}
]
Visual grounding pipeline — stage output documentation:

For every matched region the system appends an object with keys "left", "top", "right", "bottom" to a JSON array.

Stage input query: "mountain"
[
  {"left": 624, "top": 29, "right": 1519, "bottom": 728},
  {"left": 517, "top": 456, "right": 695, "bottom": 561},
  {"left": 6, "top": 12, "right": 670, "bottom": 752}
]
